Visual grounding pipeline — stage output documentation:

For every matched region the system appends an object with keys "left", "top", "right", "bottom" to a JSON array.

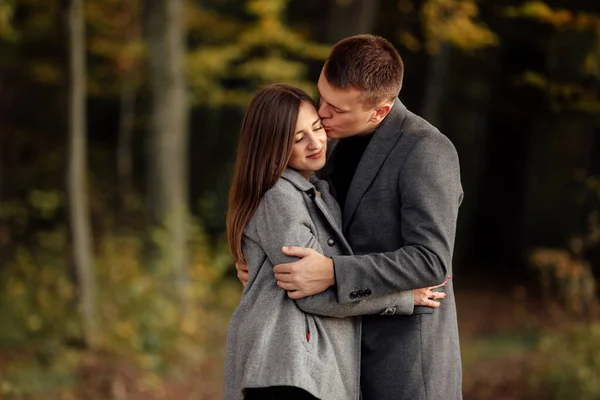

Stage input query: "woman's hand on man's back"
[{"left": 236, "top": 261, "right": 249, "bottom": 287}]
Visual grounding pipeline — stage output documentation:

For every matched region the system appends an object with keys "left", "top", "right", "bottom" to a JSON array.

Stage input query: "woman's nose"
[{"left": 307, "top": 134, "right": 321, "bottom": 149}]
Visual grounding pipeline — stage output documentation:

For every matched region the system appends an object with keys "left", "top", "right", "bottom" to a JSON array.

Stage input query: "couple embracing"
[{"left": 224, "top": 34, "right": 463, "bottom": 400}]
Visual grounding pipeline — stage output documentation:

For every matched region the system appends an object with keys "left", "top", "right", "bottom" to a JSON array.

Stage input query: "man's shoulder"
[{"left": 400, "top": 109, "right": 456, "bottom": 154}]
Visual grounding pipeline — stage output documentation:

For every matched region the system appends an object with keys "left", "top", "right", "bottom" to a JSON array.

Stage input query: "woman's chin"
[{"left": 313, "top": 159, "right": 326, "bottom": 171}]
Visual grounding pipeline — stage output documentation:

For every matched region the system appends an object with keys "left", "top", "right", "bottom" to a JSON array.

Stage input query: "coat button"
[
  {"left": 357, "top": 290, "right": 365, "bottom": 297},
  {"left": 327, "top": 238, "right": 335, "bottom": 246},
  {"left": 349, "top": 291, "right": 357, "bottom": 299},
  {"left": 308, "top": 191, "right": 315, "bottom": 199},
  {"left": 381, "top": 307, "right": 396, "bottom": 315},
  {"left": 365, "top": 289, "right": 372, "bottom": 296}
]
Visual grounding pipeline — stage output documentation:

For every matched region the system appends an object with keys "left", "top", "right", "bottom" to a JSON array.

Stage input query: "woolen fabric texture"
[
  {"left": 223, "top": 168, "right": 416, "bottom": 400},
  {"left": 325, "top": 98, "right": 464, "bottom": 400}
]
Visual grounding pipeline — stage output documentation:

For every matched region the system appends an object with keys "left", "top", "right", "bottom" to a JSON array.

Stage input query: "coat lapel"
[
  {"left": 282, "top": 168, "right": 353, "bottom": 254},
  {"left": 343, "top": 98, "right": 407, "bottom": 232}
]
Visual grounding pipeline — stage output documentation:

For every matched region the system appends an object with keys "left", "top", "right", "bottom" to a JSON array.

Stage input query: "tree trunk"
[
  {"left": 144, "top": 0, "right": 189, "bottom": 298},
  {"left": 327, "top": 0, "right": 379, "bottom": 43},
  {"left": 117, "top": 76, "right": 135, "bottom": 213},
  {"left": 420, "top": 42, "right": 451, "bottom": 127},
  {"left": 66, "top": 0, "right": 98, "bottom": 347},
  {"left": 116, "top": 0, "right": 141, "bottom": 218}
]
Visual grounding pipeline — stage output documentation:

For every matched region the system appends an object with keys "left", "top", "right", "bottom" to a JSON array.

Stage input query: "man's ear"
[{"left": 369, "top": 103, "right": 392, "bottom": 123}]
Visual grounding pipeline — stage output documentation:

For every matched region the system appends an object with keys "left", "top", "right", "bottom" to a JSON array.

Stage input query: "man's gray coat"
[
  {"left": 324, "top": 99, "right": 464, "bottom": 400},
  {"left": 223, "top": 168, "right": 416, "bottom": 400}
]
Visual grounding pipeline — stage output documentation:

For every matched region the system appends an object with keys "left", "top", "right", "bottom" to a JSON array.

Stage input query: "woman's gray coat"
[{"left": 223, "top": 168, "right": 415, "bottom": 400}]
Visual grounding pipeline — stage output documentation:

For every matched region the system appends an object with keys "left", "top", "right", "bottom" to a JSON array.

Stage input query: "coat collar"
[
  {"left": 280, "top": 167, "right": 331, "bottom": 199},
  {"left": 342, "top": 98, "right": 407, "bottom": 231},
  {"left": 281, "top": 168, "right": 314, "bottom": 191}
]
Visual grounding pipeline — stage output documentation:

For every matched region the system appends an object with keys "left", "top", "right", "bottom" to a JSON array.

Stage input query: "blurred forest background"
[{"left": 1, "top": 0, "right": 600, "bottom": 398}]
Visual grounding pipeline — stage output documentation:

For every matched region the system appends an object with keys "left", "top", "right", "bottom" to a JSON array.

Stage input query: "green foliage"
[
  {"left": 504, "top": 1, "right": 600, "bottom": 30},
  {"left": 0, "top": 213, "right": 236, "bottom": 396},
  {"left": 423, "top": 0, "right": 498, "bottom": 52},
  {"left": 187, "top": 0, "right": 330, "bottom": 107},
  {"left": 532, "top": 323, "right": 600, "bottom": 400},
  {"left": 506, "top": 2, "right": 600, "bottom": 114},
  {"left": 397, "top": 0, "right": 498, "bottom": 54},
  {"left": 0, "top": 231, "right": 76, "bottom": 345},
  {"left": 529, "top": 174, "right": 600, "bottom": 315},
  {"left": 85, "top": 0, "right": 144, "bottom": 96},
  {"left": 0, "top": 0, "right": 18, "bottom": 41}
]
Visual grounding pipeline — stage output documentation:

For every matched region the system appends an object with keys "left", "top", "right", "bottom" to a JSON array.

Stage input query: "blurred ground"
[
  {"left": 175, "top": 286, "right": 563, "bottom": 400},
  {"left": 0, "top": 285, "right": 584, "bottom": 400}
]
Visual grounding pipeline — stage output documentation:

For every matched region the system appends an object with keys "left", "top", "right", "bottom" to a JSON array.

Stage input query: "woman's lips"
[{"left": 307, "top": 149, "right": 324, "bottom": 159}]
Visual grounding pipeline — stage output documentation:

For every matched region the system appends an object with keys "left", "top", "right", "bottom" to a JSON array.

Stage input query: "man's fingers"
[
  {"left": 281, "top": 246, "right": 314, "bottom": 258},
  {"left": 273, "top": 263, "right": 293, "bottom": 274},
  {"left": 277, "top": 281, "right": 298, "bottom": 291},
  {"left": 275, "top": 273, "right": 293, "bottom": 283},
  {"left": 287, "top": 290, "right": 306, "bottom": 300}
]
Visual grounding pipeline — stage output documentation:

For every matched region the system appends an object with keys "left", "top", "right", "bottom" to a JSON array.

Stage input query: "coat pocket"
[
  {"left": 412, "top": 305, "right": 435, "bottom": 315},
  {"left": 302, "top": 313, "right": 316, "bottom": 351},
  {"left": 304, "top": 313, "right": 311, "bottom": 343}
]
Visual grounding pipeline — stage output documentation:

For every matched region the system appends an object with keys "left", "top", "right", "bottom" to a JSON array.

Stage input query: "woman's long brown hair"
[{"left": 226, "top": 84, "right": 315, "bottom": 262}]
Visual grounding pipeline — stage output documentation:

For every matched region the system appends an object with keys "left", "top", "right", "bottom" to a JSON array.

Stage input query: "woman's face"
[{"left": 288, "top": 102, "right": 327, "bottom": 179}]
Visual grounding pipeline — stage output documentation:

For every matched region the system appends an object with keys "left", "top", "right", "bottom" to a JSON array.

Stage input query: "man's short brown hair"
[{"left": 324, "top": 34, "right": 404, "bottom": 109}]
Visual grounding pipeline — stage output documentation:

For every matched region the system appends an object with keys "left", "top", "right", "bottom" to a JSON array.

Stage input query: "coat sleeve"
[
  {"left": 251, "top": 185, "right": 415, "bottom": 318},
  {"left": 331, "top": 134, "right": 463, "bottom": 304}
]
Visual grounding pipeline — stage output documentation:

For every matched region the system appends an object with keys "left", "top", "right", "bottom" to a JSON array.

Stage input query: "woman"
[{"left": 224, "top": 84, "right": 444, "bottom": 400}]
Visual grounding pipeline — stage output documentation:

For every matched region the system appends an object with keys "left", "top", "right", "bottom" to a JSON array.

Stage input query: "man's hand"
[
  {"left": 235, "top": 260, "right": 249, "bottom": 287},
  {"left": 273, "top": 246, "right": 334, "bottom": 300}
]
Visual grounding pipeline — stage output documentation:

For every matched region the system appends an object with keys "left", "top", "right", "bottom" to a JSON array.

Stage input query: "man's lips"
[{"left": 307, "top": 149, "right": 324, "bottom": 159}]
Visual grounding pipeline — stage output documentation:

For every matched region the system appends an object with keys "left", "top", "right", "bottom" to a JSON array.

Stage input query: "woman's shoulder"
[
  {"left": 245, "top": 175, "right": 310, "bottom": 235},
  {"left": 264, "top": 176, "right": 306, "bottom": 207}
]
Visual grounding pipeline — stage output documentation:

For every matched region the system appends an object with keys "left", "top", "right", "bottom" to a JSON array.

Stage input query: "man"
[{"left": 238, "top": 34, "right": 463, "bottom": 399}]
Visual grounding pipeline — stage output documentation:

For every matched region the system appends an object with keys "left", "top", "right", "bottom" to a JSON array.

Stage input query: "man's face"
[{"left": 317, "top": 70, "right": 379, "bottom": 139}]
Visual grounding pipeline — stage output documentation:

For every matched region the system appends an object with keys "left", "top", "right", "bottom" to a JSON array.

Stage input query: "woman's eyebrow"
[{"left": 296, "top": 119, "right": 321, "bottom": 134}]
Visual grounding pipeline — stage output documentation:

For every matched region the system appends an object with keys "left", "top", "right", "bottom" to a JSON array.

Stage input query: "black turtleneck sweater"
[{"left": 330, "top": 133, "right": 374, "bottom": 210}]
